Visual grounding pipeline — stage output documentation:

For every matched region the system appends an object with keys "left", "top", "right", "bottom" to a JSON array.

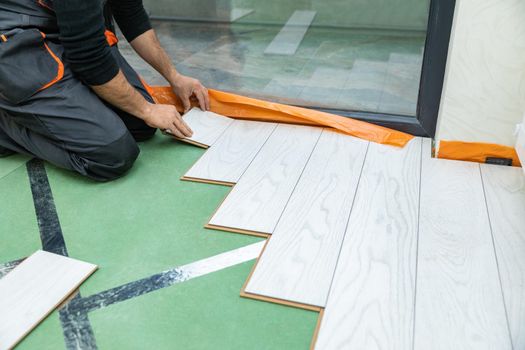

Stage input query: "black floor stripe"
[
  {"left": 67, "top": 267, "right": 187, "bottom": 314},
  {"left": 60, "top": 295, "right": 99, "bottom": 350},
  {"left": 27, "top": 159, "right": 68, "bottom": 256},
  {"left": 26, "top": 159, "right": 98, "bottom": 350}
]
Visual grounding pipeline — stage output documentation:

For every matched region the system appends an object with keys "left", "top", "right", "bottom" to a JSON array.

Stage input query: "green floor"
[{"left": 0, "top": 134, "right": 318, "bottom": 349}]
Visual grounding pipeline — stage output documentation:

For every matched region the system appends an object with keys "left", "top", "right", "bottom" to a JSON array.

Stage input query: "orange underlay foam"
[{"left": 147, "top": 85, "right": 414, "bottom": 148}]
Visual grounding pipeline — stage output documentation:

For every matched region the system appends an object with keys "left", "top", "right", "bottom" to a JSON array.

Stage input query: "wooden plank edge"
[
  {"left": 180, "top": 176, "right": 236, "bottom": 187},
  {"left": 171, "top": 136, "right": 210, "bottom": 149},
  {"left": 309, "top": 308, "right": 325, "bottom": 350},
  {"left": 13, "top": 263, "right": 98, "bottom": 348},
  {"left": 204, "top": 224, "right": 270, "bottom": 238},
  {"left": 240, "top": 289, "right": 322, "bottom": 312}
]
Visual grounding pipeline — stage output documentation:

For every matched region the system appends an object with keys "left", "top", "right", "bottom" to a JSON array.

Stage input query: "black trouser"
[{"left": 0, "top": 7, "right": 156, "bottom": 181}]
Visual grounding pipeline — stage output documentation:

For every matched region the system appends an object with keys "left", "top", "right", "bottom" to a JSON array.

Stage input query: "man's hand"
[
  {"left": 130, "top": 30, "right": 211, "bottom": 112},
  {"left": 140, "top": 103, "right": 193, "bottom": 139},
  {"left": 170, "top": 73, "right": 210, "bottom": 113}
]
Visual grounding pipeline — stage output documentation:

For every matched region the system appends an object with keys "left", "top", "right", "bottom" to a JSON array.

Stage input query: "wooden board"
[
  {"left": 178, "top": 108, "right": 234, "bottom": 148},
  {"left": 0, "top": 250, "right": 97, "bottom": 349},
  {"left": 314, "top": 137, "right": 422, "bottom": 349},
  {"left": 208, "top": 124, "right": 323, "bottom": 234},
  {"left": 413, "top": 139, "right": 512, "bottom": 349},
  {"left": 245, "top": 130, "right": 369, "bottom": 307},
  {"left": 481, "top": 163, "right": 525, "bottom": 348},
  {"left": 183, "top": 120, "right": 277, "bottom": 184},
  {"left": 264, "top": 10, "right": 316, "bottom": 55}
]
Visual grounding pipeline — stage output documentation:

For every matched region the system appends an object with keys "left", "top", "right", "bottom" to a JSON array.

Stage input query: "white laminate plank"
[
  {"left": 180, "top": 108, "right": 234, "bottom": 147},
  {"left": 315, "top": 137, "right": 422, "bottom": 349},
  {"left": 0, "top": 250, "right": 97, "bottom": 349},
  {"left": 413, "top": 139, "right": 512, "bottom": 349},
  {"left": 481, "top": 163, "right": 525, "bottom": 349},
  {"left": 245, "top": 130, "right": 368, "bottom": 307},
  {"left": 264, "top": 10, "right": 316, "bottom": 55},
  {"left": 209, "top": 124, "right": 322, "bottom": 234},
  {"left": 184, "top": 120, "right": 277, "bottom": 184}
]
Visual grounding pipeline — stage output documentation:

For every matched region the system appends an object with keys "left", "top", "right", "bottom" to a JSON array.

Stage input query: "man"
[{"left": 0, "top": 0, "right": 210, "bottom": 181}]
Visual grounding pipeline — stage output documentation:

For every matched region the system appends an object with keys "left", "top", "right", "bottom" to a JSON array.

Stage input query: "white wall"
[
  {"left": 517, "top": 114, "right": 525, "bottom": 171},
  {"left": 436, "top": 0, "right": 525, "bottom": 147}
]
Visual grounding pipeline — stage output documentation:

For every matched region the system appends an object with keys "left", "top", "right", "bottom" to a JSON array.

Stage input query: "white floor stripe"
[{"left": 181, "top": 241, "right": 265, "bottom": 279}]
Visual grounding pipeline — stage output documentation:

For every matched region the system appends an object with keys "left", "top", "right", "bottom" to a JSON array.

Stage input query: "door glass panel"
[{"left": 142, "top": 0, "right": 431, "bottom": 116}]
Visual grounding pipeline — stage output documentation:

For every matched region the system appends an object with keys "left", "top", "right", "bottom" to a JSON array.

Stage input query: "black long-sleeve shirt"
[{"left": 53, "top": 0, "right": 151, "bottom": 85}]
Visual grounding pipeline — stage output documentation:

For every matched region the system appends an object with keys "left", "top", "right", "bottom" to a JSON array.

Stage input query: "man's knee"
[
  {"left": 76, "top": 132, "right": 140, "bottom": 181},
  {"left": 131, "top": 126, "right": 157, "bottom": 142}
]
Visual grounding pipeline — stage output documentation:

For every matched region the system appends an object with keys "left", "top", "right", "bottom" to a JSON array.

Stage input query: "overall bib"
[{"left": 0, "top": 0, "right": 156, "bottom": 181}]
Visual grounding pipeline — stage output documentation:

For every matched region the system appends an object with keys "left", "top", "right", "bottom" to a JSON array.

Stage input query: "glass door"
[{"left": 142, "top": 0, "right": 455, "bottom": 136}]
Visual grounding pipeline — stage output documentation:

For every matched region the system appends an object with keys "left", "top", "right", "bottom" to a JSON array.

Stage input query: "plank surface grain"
[
  {"left": 245, "top": 130, "right": 368, "bottom": 307},
  {"left": 184, "top": 120, "right": 277, "bottom": 184},
  {"left": 209, "top": 124, "right": 322, "bottom": 234},
  {"left": 0, "top": 250, "right": 97, "bottom": 349},
  {"left": 315, "top": 137, "right": 422, "bottom": 349},
  {"left": 179, "top": 108, "right": 234, "bottom": 147},
  {"left": 413, "top": 139, "right": 511, "bottom": 349},
  {"left": 481, "top": 163, "right": 525, "bottom": 349}
]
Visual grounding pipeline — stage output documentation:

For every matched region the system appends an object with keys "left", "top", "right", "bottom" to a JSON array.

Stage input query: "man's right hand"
[
  {"left": 140, "top": 103, "right": 193, "bottom": 139},
  {"left": 91, "top": 70, "right": 193, "bottom": 139}
]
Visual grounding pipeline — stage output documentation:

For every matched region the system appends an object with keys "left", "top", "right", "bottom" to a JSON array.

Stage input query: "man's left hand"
[{"left": 170, "top": 73, "right": 210, "bottom": 112}]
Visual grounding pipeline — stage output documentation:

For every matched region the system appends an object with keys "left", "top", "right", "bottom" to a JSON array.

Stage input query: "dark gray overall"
[{"left": 0, "top": 0, "right": 156, "bottom": 181}]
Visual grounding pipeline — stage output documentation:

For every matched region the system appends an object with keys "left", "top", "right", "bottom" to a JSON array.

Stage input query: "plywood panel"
[
  {"left": 208, "top": 124, "right": 322, "bottom": 234},
  {"left": 413, "top": 139, "right": 511, "bottom": 349},
  {"left": 245, "top": 130, "right": 368, "bottom": 307},
  {"left": 179, "top": 108, "right": 234, "bottom": 148},
  {"left": 183, "top": 120, "right": 277, "bottom": 184},
  {"left": 481, "top": 164, "right": 525, "bottom": 349},
  {"left": 436, "top": 0, "right": 525, "bottom": 146},
  {"left": 315, "top": 138, "right": 422, "bottom": 349},
  {"left": 0, "top": 250, "right": 97, "bottom": 349}
]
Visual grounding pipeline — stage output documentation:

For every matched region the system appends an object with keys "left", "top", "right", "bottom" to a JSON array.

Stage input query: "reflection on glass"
[{"left": 141, "top": 0, "right": 430, "bottom": 116}]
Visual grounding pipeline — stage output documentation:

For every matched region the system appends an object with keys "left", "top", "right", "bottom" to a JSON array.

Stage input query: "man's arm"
[
  {"left": 107, "top": 0, "right": 209, "bottom": 112},
  {"left": 91, "top": 71, "right": 192, "bottom": 138},
  {"left": 52, "top": 0, "right": 192, "bottom": 137},
  {"left": 129, "top": 29, "right": 210, "bottom": 112}
]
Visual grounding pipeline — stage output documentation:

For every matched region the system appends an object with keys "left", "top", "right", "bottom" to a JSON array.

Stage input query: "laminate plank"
[
  {"left": 264, "top": 10, "right": 316, "bottom": 55},
  {"left": 315, "top": 137, "right": 422, "bottom": 349},
  {"left": 413, "top": 139, "right": 511, "bottom": 349},
  {"left": 183, "top": 120, "right": 277, "bottom": 184},
  {"left": 245, "top": 130, "right": 368, "bottom": 307},
  {"left": 481, "top": 163, "right": 525, "bottom": 348},
  {"left": 208, "top": 124, "right": 322, "bottom": 234},
  {"left": 179, "top": 108, "right": 234, "bottom": 148},
  {"left": 0, "top": 250, "right": 97, "bottom": 349}
]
